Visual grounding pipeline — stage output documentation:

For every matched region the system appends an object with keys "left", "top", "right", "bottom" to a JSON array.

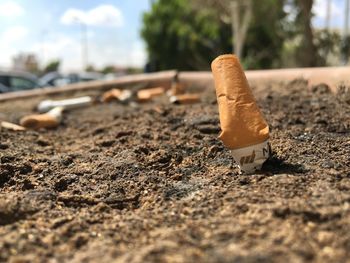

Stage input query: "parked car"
[
  {"left": 0, "top": 82, "right": 10, "bottom": 93},
  {"left": 0, "top": 71, "right": 41, "bottom": 93},
  {"left": 70, "top": 72, "right": 103, "bottom": 83},
  {"left": 39, "top": 72, "right": 103, "bottom": 87},
  {"left": 38, "top": 72, "right": 69, "bottom": 87}
]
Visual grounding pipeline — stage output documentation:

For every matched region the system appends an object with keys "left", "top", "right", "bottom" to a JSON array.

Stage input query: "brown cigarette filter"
[
  {"left": 169, "top": 82, "right": 186, "bottom": 96},
  {"left": 137, "top": 87, "right": 165, "bottom": 102},
  {"left": 211, "top": 54, "right": 269, "bottom": 150},
  {"left": 102, "top": 89, "right": 123, "bottom": 102},
  {"left": 20, "top": 107, "right": 63, "bottom": 129},
  {"left": 20, "top": 114, "right": 59, "bottom": 129},
  {"left": 1, "top": 121, "right": 26, "bottom": 131},
  {"left": 170, "top": 94, "right": 201, "bottom": 104}
]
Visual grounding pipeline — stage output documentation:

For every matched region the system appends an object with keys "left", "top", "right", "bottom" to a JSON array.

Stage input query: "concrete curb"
[
  {"left": 0, "top": 67, "right": 349, "bottom": 102},
  {"left": 179, "top": 67, "right": 350, "bottom": 93},
  {"left": 0, "top": 70, "right": 177, "bottom": 102}
]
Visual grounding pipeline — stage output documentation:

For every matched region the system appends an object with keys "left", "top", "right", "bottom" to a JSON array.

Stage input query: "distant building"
[{"left": 12, "top": 53, "right": 39, "bottom": 74}]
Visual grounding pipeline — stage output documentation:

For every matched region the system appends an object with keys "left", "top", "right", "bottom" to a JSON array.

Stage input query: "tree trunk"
[
  {"left": 230, "top": 0, "right": 252, "bottom": 60},
  {"left": 298, "top": 0, "right": 318, "bottom": 66}
]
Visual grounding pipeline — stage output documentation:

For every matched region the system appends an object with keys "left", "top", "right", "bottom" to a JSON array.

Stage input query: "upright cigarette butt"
[
  {"left": 168, "top": 80, "right": 186, "bottom": 96},
  {"left": 137, "top": 87, "right": 165, "bottom": 102},
  {"left": 20, "top": 107, "right": 64, "bottom": 129},
  {"left": 211, "top": 54, "right": 270, "bottom": 173},
  {"left": 1, "top": 121, "right": 26, "bottom": 131},
  {"left": 167, "top": 74, "right": 185, "bottom": 96},
  {"left": 170, "top": 94, "right": 201, "bottom": 104}
]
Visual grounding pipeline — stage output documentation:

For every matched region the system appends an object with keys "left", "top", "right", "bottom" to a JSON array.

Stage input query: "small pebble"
[{"left": 0, "top": 143, "right": 9, "bottom": 150}]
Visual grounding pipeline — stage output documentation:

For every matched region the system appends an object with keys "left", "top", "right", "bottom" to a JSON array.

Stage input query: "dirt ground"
[{"left": 0, "top": 79, "right": 349, "bottom": 263}]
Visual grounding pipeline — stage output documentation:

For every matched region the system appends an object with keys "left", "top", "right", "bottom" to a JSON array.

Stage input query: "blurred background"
[{"left": 0, "top": 0, "right": 349, "bottom": 92}]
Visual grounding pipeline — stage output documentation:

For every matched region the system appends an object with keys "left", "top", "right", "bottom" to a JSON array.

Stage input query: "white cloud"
[
  {"left": 0, "top": 29, "right": 146, "bottom": 72},
  {"left": 86, "top": 40, "right": 147, "bottom": 70},
  {"left": 129, "top": 42, "right": 147, "bottom": 67},
  {"left": 0, "top": 26, "right": 28, "bottom": 68},
  {"left": 0, "top": 1, "right": 25, "bottom": 17},
  {"left": 60, "top": 4, "right": 123, "bottom": 27},
  {"left": 32, "top": 36, "right": 77, "bottom": 58},
  {"left": 29, "top": 34, "right": 81, "bottom": 70},
  {"left": 313, "top": 0, "right": 342, "bottom": 19},
  {"left": 1, "top": 26, "right": 28, "bottom": 43}
]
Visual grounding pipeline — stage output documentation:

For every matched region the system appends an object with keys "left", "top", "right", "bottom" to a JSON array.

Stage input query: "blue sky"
[
  {"left": 313, "top": 0, "right": 345, "bottom": 28},
  {"left": 0, "top": 0, "right": 150, "bottom": 71},
  {"left": 0, "top": 0, "right": 348, "bottom": 72}
]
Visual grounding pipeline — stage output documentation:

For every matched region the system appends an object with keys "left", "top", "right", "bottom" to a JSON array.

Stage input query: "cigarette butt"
[
  {"left": 167, "top": 82, "right": 186, "bottom": 96},
  {"left": 1, "top": 121, "right": 26, "bottom": 131},
  {"left": 211, "top": 54, "right": 270, "bottom": 173},
  {"left": 20, "top": 107, "right": 64, "bottom": 129},
  {"left": 37, "top": 96, "right": 92, "bottom": 113},
  {"left": 137, "top": 87, "right": 165, "bottom": 102},
  {"left": 102, "top": 89, "right": 122, "bottom": 102},
  {"left": 102, "top": 89, "right": 132, "bottom": 103},
  {"left": 170, "top": 94, "right": 201, "bottom": 104},
  {"left": 118, "top": 90, "right": 132, "bottom": 102}
]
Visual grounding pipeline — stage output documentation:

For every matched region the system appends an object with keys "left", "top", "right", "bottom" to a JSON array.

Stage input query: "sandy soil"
[{"left": 0, "top": 80, "right": 350, "bottom": 263}]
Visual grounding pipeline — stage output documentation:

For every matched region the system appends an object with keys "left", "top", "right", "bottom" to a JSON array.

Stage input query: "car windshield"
[
  {"left": 9, "top": 76, "right": 37, "bottom": 91},
  {"left": 0, "top": 75, "right": 8, "bottom": 86}
]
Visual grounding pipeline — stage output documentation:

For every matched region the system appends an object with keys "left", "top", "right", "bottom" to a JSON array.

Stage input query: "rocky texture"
[{"left": 0, "top": 80, "right": 349, "bottom": 262}]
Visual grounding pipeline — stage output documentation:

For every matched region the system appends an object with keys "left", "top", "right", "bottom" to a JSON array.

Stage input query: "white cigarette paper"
[
  {"left": 37, "top": 96, "right": 92, "bottom": 113},
  {"left": 231, "top": 140, "right": 270, "bottom": 173}
]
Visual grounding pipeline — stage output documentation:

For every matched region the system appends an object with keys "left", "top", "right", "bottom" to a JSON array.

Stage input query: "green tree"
[
  {"left": 142, "top": 0, "right": 288, "bottom": 70},
  {"left": 243, "top": 0, "right": 288, "bottom": 69},
  {"left": 85, "top": 64, "right": 96, "bottom": 72},
  {"left": 193, "top": 0, "right": 253, "bottom": 60},
  {"left": 101, "top": 65, "right": 116, "bottom": 74},
  {"left": 194, "top": 0, "right": 288, "bottom": 69},
  {"left": 284, "top": 0, "right": 324, "bottom": 67},
  {"left": 141, "top": 0, "right": 231, "bottom": 70},
  {"left": 341, "top": 35, "right": 350, "bottom": 63},
  {"left": 314, "top": 29, "right": 341, "bottom": 65},
  {"left": 43, "top": 60, "right": 60, "bottom": 74},
  {"left": 126, "top": 67, "right": 143, "bottom": 74}
]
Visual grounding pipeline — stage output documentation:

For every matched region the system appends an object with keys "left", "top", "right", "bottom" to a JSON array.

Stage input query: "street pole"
[
  {"left": 80, "top": 22, "right": 88, "bottom": 71},
  {"left": 326, "top": 0, "right": 331, "bottom": 30},
  {"left": 345, "top": 0, "right": 349, "bottom": 37},
  {"left": 41, "top": 30, "right": 47, "bottom": 68},
  {"left": 73, "top": 17, "right": 89, "bottom": 71}
]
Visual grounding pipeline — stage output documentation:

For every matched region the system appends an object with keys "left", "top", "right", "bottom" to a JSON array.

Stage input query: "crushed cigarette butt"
[
  {"left": 137, "top": 87, "right": 165, "bottom": 102},
  {"left": 1, "top": 121, "right": 26, "bottom": 131},
  {"left": 102, "top": 89, "right": 122, "bottom": 102},
  {"left": 170, "top": 94, "right": 201, "bottom": 104},
  {"left": 102, "top": 89, "right": 132, "bottom": 103},
  {"left": 20, "top": 107, "right": 64, "bottom": 129}
]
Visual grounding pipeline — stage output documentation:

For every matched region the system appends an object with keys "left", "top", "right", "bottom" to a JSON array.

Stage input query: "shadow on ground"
[{"left": 261, "top": 154, "right": 306, "bottom": 175}]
